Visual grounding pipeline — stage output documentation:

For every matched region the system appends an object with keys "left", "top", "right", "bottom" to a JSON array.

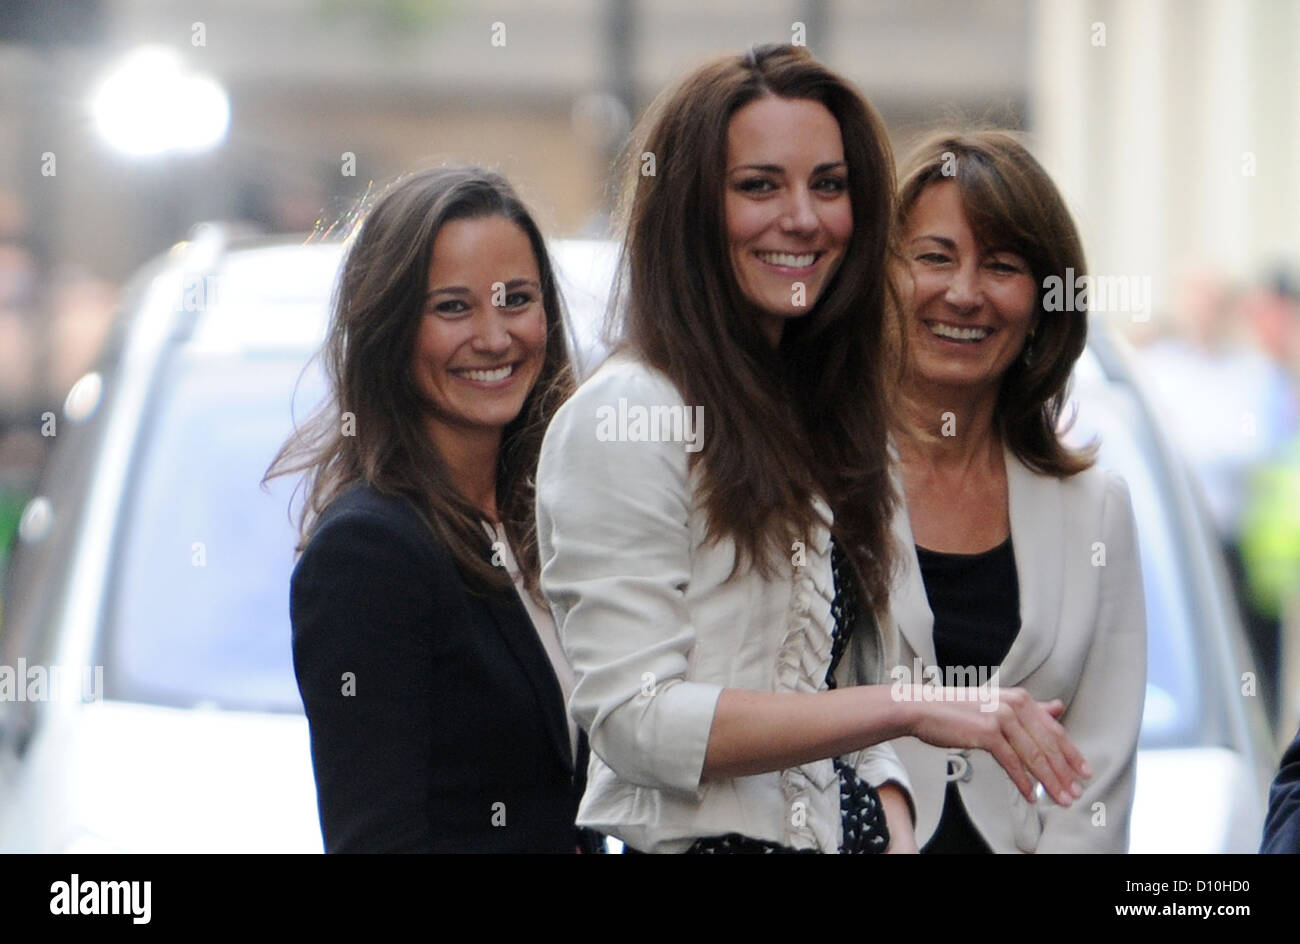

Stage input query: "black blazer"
[
  {"left": 290, "top": 482, "right": 593, "bottom": 852},
  {"left": 1261, "top": 721, "right": 1300, "bottom": 853}
]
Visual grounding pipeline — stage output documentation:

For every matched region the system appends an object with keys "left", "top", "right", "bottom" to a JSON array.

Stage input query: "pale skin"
[{"left": 700, "top": 100, "right": 1089, "bottom": 853}]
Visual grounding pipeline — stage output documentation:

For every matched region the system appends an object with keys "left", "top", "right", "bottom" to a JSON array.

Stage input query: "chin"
[
  {"left": 759, "top": 300, "right": 815, "bottom": 321},
  {"left": 911, "top": 360, "right": 977, "bottom": 389}
]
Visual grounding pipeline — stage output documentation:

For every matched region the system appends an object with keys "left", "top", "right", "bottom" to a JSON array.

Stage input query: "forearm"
[
  {"left": 878, "top": 783, "right": 918, "bottom": 853},
  {"left": 701, "top": 685, "right": 913, "bottom": 780}
]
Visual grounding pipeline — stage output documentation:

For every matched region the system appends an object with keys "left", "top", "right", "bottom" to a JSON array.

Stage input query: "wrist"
[{"left": 853, "top": 683, "right": 915, "bottom": 743}]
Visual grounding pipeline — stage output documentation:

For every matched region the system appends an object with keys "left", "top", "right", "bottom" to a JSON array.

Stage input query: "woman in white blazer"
[
  {"left": 535, "top": 48, "right": 1091, "bottom": 855},
  {"left": 887, "top": 130, "right": 1147, "bottom": 853}
]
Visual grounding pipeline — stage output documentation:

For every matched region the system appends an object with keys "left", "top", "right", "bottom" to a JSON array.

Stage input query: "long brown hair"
[
  {"left": 610, "top": 43, "right": 902, "bottom": 614},
  {"left": 265, "top": 165, "right": 574, "bottom": 598},
  {"left": 897, "top": 129, "right": 1095, "bottom": 477}
]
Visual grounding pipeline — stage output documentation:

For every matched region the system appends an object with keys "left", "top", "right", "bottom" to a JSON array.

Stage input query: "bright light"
[{"left": 90, "top": 46, "right": 230, "bottom": 158}]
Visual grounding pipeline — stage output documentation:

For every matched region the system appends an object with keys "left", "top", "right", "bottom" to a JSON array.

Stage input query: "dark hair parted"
[
  {"left": 265, "top": 165, "right": 574, "bottom": 599},
  {"left": 611, "top": 43, "right": 902, "bottom": 615},
  {"left": 897, "top": 129, "right": 1096, "bottom": 478}
]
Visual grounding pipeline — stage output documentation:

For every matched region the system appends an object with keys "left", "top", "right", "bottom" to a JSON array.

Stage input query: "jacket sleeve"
[
  {"left": 1036, "top": 474, "right": 1147, "bottom": 852},
  {"left": 290, "top": 508, "right": 448, "bottom": 852},
  {"left": 536, "top": 365, "right": 723, "bottom": 796}
]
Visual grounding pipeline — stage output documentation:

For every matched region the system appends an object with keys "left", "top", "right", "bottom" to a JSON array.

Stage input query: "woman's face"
[
  {"left": 724, "top": 95, "right": 853, "bottom": 345},
  {"left": 901, "top": 180, "right": 1038, "bottom": 396},
  {"left": 412, "top": 214, "right": 548, "bottom": 446}
]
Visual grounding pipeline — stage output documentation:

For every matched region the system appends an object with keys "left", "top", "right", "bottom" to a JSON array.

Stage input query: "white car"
[{"left": 0, "top": 228, "right": 1274, "bottom": 852}]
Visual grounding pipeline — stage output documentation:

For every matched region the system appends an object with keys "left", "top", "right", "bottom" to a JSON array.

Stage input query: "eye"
[
  {"left": 735, "top": 176, "right": 777, "bottom": 195},
  {"left": 430, "top": 298, "right": 470, "bottom": 317},
  {"left": 813, "top": 175, "right": 847, "bottom": 195},
  {"left": 986, "top": 257, "right": 1028, "bottom": 275},
  {"left": 914, "top": 251, "right": 951, "bottom": 265},
  {"left": 502, "top": 291, "right": 534, "bottom": 309}
]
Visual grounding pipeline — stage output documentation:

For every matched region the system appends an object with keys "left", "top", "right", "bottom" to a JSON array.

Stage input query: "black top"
[
  {"left": 290, "top": 482, "right": 595, "bottom": 852},
  {"left": 914, "top": 536, "right": 1021, "bottom": 854}
]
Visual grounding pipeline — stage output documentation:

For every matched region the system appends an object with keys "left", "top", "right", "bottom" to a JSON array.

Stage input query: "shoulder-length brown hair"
[
  {"left": 611, "top": 43, "right": 902, "bottom": 614},
  {"left": 265, "top": 165, "right": 574, "bottom": 598},
  {"left": 897, "top": 129, "right": 1095, "bottom": 477}
]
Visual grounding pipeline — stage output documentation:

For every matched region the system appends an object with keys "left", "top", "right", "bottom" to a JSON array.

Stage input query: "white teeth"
[
  {"left": 457, "top": 364, "right": 513, "bottom": 382},
  {"left": 928, "top": 323, "right": 992, "bottom": 342},
  {"left": 757, "top": 251, "right": 817, "bottom": 268}
]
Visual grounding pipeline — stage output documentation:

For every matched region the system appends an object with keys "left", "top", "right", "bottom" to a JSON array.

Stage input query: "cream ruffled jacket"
[{"left": 537, "top": 354, "right": 912, "bottom": 853}]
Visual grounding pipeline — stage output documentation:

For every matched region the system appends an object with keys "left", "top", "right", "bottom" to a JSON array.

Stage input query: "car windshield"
[
  {"left": 1064, "top": 360, "right": 1201, "bottom": 748},
  {"left": 101, "top": 347, "right": 324, "bottom": 713}
]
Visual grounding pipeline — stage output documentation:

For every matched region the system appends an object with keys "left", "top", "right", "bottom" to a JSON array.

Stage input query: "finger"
[
  {"left": 1017, "top": 703, "right": 1087, "bottom": 802},
  {"left": 985, "top": 732, "right": 1038, "bottom": 803},
  {"left": 1040, "top": 709, "right": 1091, "bottom": 781},
  {"left": 1001, "top": 708, "right": 1073, "bottom": 806},
  {"left": 1029, "top": 701, "right": 1091, "bottom": 782}
]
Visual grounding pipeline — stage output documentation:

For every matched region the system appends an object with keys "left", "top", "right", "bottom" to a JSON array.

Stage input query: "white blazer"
[
  {"left": 536, "top": 354, "right": 912, "bottom": 853},
  {"left": 886, "top": 445, "right": 1147, "bottom": 853}
]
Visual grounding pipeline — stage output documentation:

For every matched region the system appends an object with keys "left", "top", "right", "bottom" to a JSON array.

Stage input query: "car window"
[
  {"left": 1064, "top": 367, "right": 1201, "bottom": 748},
  {"left": 101, "top": 348, "right": 324, "bottom": 712}
]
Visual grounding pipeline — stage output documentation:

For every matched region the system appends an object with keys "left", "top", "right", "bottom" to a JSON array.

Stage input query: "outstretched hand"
[{"left": 908, "top": 687, "right": 1091, "bottom": 806}]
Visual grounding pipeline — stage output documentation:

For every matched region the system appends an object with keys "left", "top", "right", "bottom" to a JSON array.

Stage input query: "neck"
[
  {"left": 759, "top": 313, "right": 784, "bottom": 348},
  {"left": 426, "top": 420, "right": 501, "bottom": 522},
  {"left": 895, "top": 377, "right": 1002, "bottom": 476}
]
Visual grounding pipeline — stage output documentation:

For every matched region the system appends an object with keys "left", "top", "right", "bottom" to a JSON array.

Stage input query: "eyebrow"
[
  {"left": 909, "top": 235, "right": 957, "bottom": 249},
  {"left": 909, "top": 235, "right": 1027, "bottom": 259},
  {"left": 728, "top": 161, "right": 847, "bottom": 175},
  {"left": 427, "top": 277, "right": 540, "bottom": 298}
]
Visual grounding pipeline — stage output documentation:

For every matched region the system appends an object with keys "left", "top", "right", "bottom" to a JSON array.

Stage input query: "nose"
[
  {"left": 470, "top": 306, "right": 513, "bottom": 355},
  {"left": 779, "top": 186, "right": 820, "bottom": 236},
  {"left": 943, "top": 262, "right": 983, "bottom": 311}
]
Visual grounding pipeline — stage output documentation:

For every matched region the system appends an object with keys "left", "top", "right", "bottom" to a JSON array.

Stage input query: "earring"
[{"left": 1021, "top": 329, "right": 1037, "bottom": 366}]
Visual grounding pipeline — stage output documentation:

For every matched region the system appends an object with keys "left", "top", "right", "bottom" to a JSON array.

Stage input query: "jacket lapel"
[
  {"left": 998, "top": 444, "right": 1064, "bottom": 685},
  {"left": 889, "top": 465, "right": 939, "bottom": 667},
  {"left": 483, "top": 590, "right": 574, "bottom": 773}
]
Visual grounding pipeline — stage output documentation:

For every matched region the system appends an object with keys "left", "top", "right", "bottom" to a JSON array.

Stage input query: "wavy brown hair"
[
  {"left": 264, "top": 165, "right": 575, "bottom": 599},
  {"left": 897, "top": 129, "right": 1095, "bottom": 477},
  {"left": 610, "top": 43, "right": 903, "bottom": 615}
]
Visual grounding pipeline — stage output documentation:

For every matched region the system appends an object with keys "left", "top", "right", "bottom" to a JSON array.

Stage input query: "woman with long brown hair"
[
  {"left": 266, "top": 166, "right": 596, "bottom": 852},
  {"left": 535, "top": 45, "right": 1090, "bottom": 854}
]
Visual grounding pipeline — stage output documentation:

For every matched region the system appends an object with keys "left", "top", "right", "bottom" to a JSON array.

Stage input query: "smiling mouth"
[
  {"left": 755, "top": 250, "right": 821, "bottom": 269},
  {"left": 451, "top": 363, "right": 516, "bottom": 383},
  {"left": 926, "top": 321, "right": 994, "bottom": 344}
]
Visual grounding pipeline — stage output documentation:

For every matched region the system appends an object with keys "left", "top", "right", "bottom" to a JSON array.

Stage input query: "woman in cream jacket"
[
  {"left": 536, "top": 49, "right": 1091, "bottom": 854},
  {"left": 887, "top": 130, "right": 1147, "bottom": 853}
]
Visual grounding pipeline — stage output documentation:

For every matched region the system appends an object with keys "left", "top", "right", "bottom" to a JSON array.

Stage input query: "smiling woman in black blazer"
[{"left": 266, "top": 166, "right": 592, "bottom": 853}]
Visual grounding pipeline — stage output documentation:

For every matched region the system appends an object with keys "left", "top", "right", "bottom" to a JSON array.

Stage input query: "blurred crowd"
[{"left": 1136, "top": 266, "right": 1300, "bottom": 731}]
